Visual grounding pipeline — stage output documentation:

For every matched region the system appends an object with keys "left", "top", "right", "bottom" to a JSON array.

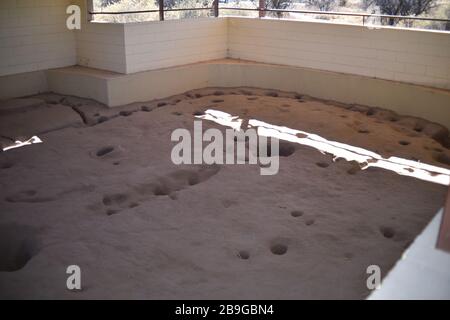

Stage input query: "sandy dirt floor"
[{"left": 0, "top": 87, "right": 449, "bottom": 299}]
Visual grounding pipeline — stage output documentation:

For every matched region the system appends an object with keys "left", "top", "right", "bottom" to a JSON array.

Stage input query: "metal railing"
[
  {"left": 88, "top": 0, "right": 219, "bottom": 21},
  {"left": 226, "top": 7, "right": 450, "bottom": 26},
  {"left": 88, "top": 0, "right": 450, "bottom": 28}
]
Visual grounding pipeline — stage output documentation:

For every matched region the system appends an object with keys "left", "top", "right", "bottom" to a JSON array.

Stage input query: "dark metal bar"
[
  {"left": 259, "top": 0, "right": 266, "bottom": 18},
  {"left": 163, "top": 7, "right": 213, "bottom": 12},
  {"left": 213, "top": 0, "right": 219, "bottom": 18},
  {"left": 89, "top": 8, "right": 213, "bottom": 15},
  {"left": 90, "top": 9, "right": 159, "bottom": 15},
  {"left": 88, "top": 7, "right": 450, "bottom": 24},
  {"left": 220, "top": 7, "right": 450, "bottom": 23},
  {"left": 87, "top": 0, "right": 94, "bottom": 22},
  {"left": 158, "top": 0, "right": 164, "bottom": 21},
  {"left": 437, "top": 187, "right": 450, "bottom": 252}
]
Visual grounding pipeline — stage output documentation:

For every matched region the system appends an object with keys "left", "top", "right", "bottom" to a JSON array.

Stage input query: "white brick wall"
[
  {"left": 75, "top": 22, "right": 126, "bottom": 73},
  {"left": 1, "top": 5, "right": 449, "bottom": 91},
  {"left": 0, "top": 0, "right": 76, "bottom": 76},
  {"left": 124, "top": 18, "right": 228, "bottom": 74},
  {"left": 228, "top": 17, "right": 450, "bottom": 90}
]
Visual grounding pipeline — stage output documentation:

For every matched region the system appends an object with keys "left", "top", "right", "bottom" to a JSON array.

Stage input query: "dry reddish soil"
[{"left": 0, "top": 87, "right": 449, "bottom": 299}]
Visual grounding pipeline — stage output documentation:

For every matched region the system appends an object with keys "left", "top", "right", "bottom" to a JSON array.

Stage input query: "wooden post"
[
  {"left": 259, "top": 0, "right": 266, "bottom": 18},
  {"left": 87, "top": 0, "right": 94, "bottom": 22},
  {"left": 213, "top": 0, "right": 219, "bottom": 18},
  {"left": 437, "top": 187, "right": 450, "bottom": 252},
  {"left": 158, "top": 0, "right": 164, "bottom": 21}
]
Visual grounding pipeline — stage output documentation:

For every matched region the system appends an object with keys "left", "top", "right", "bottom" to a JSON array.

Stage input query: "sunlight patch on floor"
[
  {"left": 2, "top": 136, "right": 43, "bottom": 152},
  {"left": 198, "top": 109, "right": 450, "bottom": 186}
]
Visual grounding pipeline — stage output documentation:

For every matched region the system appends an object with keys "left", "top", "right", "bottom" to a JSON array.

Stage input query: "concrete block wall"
[
  {"left": 1, "top": 2, "right": 450, "bottom": 92},
  {"left": 75, "top": 22, "right": 126, "bottom": 73},
  {"left": 0, "top": 0, "right": 76, "bottom": 76},
  {"left": 73, "top": 17, "right": 228, "bottom": 75},
  {"left": 45, "top": 61, "right": 450, "bottom": 129},
  {"left": 124, "top": 18, "right": 228, "bottom": 74},
  {"left": 73, "top": 0, "right": 127, "bottom": 74},
  {"left": 78, "top": 16, "right": 450, "bottom": 90},
  {"left": 228, "top": 17, "right": 450, "bottom": 90}
]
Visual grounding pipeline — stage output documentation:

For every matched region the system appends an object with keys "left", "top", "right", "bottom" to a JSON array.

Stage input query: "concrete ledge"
[
  {"left": 42, "top": 59, "right": 450, "bottom": 129},
  {"left": 47, "top": 67, "right": 112, "bottom": 105},
  {"left": 0, "top": 70, "right": 48, "bottom": 100},
  {"left": 208, "top": 61, "right": 450, "bottom": 129},
  {"left": 108, "top": 63, "right": 211, "bottom": 106},
  {"left": 1, "top": 59, "right": 449, "bottom": 128}
]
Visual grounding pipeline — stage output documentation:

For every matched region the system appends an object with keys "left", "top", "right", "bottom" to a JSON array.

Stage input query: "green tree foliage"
[{"left": 363, "top": 0, "right": 437, "bottom": 25}]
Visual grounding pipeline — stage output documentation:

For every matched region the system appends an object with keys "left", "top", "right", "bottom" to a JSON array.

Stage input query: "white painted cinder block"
[
  {"left": 227, "top": 17, "right": 450, "bottom": 90},
  {"left": 0, "top": 0, "right": 76, "bottom": 77},
  {"left": 123, "top": 18, "right": 228, "bottom": 74},
  {"left": 0, "top": 6, "right": 449, "bottom": 91}
]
